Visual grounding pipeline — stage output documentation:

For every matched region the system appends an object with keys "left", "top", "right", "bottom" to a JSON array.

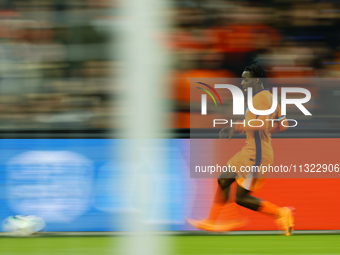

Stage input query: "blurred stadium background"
[{"left": 0, "top": 0, "right": 340, "bottom": 254}]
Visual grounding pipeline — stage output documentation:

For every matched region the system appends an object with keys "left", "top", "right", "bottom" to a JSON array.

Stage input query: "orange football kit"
[
  {"left": 230, "top": 88, "right": 287, "bottom": 191},
  {"left": 186, "top": 88, "right": 295, "bottom": 235}
]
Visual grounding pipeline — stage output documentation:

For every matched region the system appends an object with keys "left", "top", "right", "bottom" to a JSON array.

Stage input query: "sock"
[
  {"left": 258, "top": 201, "right": 281, "bottom": 218},
  {"left": 207, "top": 186, "right": 227, "bottom": 222}
]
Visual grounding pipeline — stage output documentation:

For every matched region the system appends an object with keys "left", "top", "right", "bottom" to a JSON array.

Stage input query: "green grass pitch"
[{"left": 0, "top": 235, "right": 339, "bottom": 255}]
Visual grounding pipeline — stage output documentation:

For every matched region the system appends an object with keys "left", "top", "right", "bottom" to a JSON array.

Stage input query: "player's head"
[{"left": 241, "top": 61, "right": 267, "bottom": 92}]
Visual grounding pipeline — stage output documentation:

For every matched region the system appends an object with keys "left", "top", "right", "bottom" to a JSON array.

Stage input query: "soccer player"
[{"left": 187, "top": 62, "right": 295, "bottom": 236}]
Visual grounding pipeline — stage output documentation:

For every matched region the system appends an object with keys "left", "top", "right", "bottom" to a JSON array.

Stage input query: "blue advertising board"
[{"left": 0, "top": 139, "right": 189, "bottom": 231}]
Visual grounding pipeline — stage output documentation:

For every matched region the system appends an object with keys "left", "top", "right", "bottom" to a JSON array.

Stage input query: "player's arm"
[
  {"left": 219, "top": 125, "right": 237, "bottom": 139},
  {"left": 234, "top": 114, "right": 270, "bottom": 133},
  {"left": 269, "top": 104, "right": 288, "bottom": 134},
  {"left": 234, "top": 94, "right": 271, "bottom": 132}
]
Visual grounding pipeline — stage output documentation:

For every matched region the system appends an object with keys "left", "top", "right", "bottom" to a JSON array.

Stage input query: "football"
[{"left": 2, "top": 215, "right": 45, "bottom": 237}]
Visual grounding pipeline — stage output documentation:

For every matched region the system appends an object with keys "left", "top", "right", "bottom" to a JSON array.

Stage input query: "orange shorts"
[{"left": 227, "top": 146, "right": 272, "bottom": 192}]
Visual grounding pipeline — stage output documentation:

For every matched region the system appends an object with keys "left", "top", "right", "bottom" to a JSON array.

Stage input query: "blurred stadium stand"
[{"left": 0, "top": 0, "right": 338, "bottom": 138}]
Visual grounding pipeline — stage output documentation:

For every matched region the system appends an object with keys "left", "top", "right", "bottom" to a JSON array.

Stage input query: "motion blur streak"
[{"left": 113, "top": 0, "right": 170, "bottom": 254}]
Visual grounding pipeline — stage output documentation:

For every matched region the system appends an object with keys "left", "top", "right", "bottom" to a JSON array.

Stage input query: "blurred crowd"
[
  {"left": 0, "top": 0, "right": 339, "bottom": 132},
  {"left": 0, "top": 0, "right": 111, "bottom": 130},
  {"left": 170, "top": 0, "right": 340, "bottom": 130}
]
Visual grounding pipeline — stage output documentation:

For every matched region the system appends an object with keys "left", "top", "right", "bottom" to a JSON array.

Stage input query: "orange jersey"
[{"left": 234, "top": 89, "right": 288, "bottom": 166}]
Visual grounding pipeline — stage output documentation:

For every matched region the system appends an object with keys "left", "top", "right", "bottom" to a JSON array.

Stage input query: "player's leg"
[
  {"left": 186, "top": 170, "right": 246, "bottom": 232},
  {"left": 235, "top": 183, "right": 261, "bottom": 211},
  {"left": 235, "top": 183, "right": 295, "bottom": 236},
  {"left": 218, "top": 170, "right": 237, "bottom": 201},
  {"left": 236, "top": 183, "right": 288, "bottom": 216},
  {"left": 207, "top": 170, "right": 237, "bottom": 221},
  {"left": 205, "top": 148, "right": 244, "bottom": 224},
  {"left": 186, "top": 150, "right": 245, "bottom": 231}
]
